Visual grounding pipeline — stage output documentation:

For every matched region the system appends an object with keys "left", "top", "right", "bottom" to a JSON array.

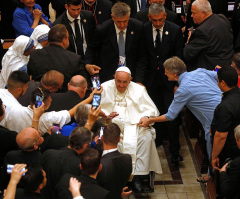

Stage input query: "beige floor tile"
[
  {"left": 187, "top": 192, "right": 205, "bottom": 199},
  {"left": 184, "top": 184, "right": 202, "bottom": 192},
  {"left": 179, "top": 166, "right": 197, "bottom": 175},
  {"left": 168, "top": 193, "right": 188, "bottom": 199},
  {"left": 155, "top": 173, "right": 172, "bottom": 181},
  {"left": 165, "top": 184, "right": 186, "bottom": 193},
  {"left": 181, "top": 175, "right": 199, "bottom": 184},
  {"left": 150, "top": 193, "right": 168, "bottom": 199},
  {"left": 181, "top": 158, "right": 194, "bottom": 166},
  {"left": 154, "top": 185, "right": 166, "bottom": 193}
]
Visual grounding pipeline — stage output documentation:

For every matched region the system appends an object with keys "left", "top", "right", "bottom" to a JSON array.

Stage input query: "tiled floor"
[{"left": 124, "top": 127, "right": 208, "bottom": 199}]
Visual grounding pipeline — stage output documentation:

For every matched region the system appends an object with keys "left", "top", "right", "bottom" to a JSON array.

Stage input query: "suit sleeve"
[
  {"left": 135, "top": 24, "right": 148, "bottom": 83},
  {"left": 84, "top": 26, "right": 103, "bottom": 65},
  {"left": 174, "top": 26, "right": 184, "bottom": 59},
  {"left": 183, "top": 28, "right": 208, "bottom": 66}
]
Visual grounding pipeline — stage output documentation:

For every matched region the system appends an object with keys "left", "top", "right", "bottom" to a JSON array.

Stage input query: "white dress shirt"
[
  {"left": 152, "top": 24, "right": 164, "bottom": 47},
  {"left": 66, "top": 11, "right": 87, "bottom": 53}
]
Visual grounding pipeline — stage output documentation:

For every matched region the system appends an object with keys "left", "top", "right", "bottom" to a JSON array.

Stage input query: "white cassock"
[{"left": 101, "top": 80, "right": 162, "bottom": 175}]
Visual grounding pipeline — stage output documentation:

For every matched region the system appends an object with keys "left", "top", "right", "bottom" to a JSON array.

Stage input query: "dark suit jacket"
[
  {"left": 0, "top": 126, "right": 18, "bottom": 168},
  {"left": 42, "top": 147, "right": 82, "bottom": 199},
  {"left": 82, "top": 0, "right": 112, "bottom": 25},
  {"left": 47, "top": 90, "right": 83, "bottom": 112},
  {"left": 183, "top": 14, "right": 234, "bottom": 71},
  {"left": 85, "top": 18, "right": 147, "bottom": 83},
  {"left": 220, "top": 156, "right": 240, "bottom": 199},
  {"left": 135, "top": 8, "right": 179, "bottom": 25},
  {"left": 53, "top": 10, "right": 96, "bottom": 58},
  {"left": 143, "top": 20, "right": 183, "bottom": 90},
  {"left": 27, "top": 44, "right": 86, "bottom": 92},
  {"left": 56, "top": 173, "right": 110, "bottom": 199},
  {"left": 97, "top": 150, "right": 132, "bottom": 199},
  {"left": 15, "top": 188, "right": 42, "bottom": 199}
]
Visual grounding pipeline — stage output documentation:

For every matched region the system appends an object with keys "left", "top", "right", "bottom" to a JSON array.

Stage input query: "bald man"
[
  {"left": 0, "top": 127, "right": 43, "bottom": 191},
  {"left": 47, "top": 75, "right": 88, "bottom": 112}
]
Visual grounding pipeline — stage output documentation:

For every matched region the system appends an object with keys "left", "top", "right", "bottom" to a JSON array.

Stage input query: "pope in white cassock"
[{"left": 100, "top": 66, "right": 162, "bottom": 192}]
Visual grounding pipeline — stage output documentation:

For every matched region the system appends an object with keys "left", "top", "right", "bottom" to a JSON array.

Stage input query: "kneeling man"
[{"left": 100, "top": 67, "right": 162, "bottom": 192}]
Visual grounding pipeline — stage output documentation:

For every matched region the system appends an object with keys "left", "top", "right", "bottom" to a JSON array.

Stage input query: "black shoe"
[
  {"left": 171, "top": 155, "right": 180, "bottom": 164},
  {"left": 132, "top": 179, "right": 143, "bottom": 193}
]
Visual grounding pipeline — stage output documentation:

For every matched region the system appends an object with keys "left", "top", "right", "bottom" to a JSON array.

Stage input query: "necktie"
[
  {"left": 155, "top": 29, "right": 161, "bottom": 48},
  {"left": 119, "top": 31, "right": 125, "bottom": 57},
  {"left": 74, "top": 19, "right": 83, "bottom": 55},
  {"left": 141, "top": 0, "right": 146, "bottom": 10}
]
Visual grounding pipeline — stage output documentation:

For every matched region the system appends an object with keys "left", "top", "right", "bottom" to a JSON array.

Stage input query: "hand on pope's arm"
[{"left": 138, "top": 117, "right": 151, "bottom": 127}]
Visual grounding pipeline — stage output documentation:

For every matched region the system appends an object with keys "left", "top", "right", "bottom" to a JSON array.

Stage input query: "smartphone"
[
  {"left": 52, "top": 123, "right": 60, "bottom": 134},
  {"left": 99, "top": 126, "right": 104, "bottom": 139},
  {"left": 92, "top": 93, "right": 101, "bottom": 109},
  {"left": 35, "top": 94, "right": 43, "bottom": 108},
  {"left": 7, "top": 164, "right": 25, "bottom": 176},
  {"left": 214, "top": 68, "right": 219, "bottom": 72},
  {"left": 91, "top": 74, "right": 101, "bottom": 91}
]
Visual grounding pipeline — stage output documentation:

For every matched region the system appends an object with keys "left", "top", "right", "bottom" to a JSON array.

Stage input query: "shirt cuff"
[{"left": 73, "top": 196, "right": 84, "bottom": 199}]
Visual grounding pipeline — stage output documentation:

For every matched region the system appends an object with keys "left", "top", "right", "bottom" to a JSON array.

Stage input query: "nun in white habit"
[
  {"left": 0, "top": 35, "right": 34, "bottom": 88},
  {"left": 30, "top": 24, "right": 50, "bottom": 49}
]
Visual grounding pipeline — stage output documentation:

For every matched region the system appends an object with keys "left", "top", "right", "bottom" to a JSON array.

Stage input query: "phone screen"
[
  {"left": 92, "top": 94, "right": 101, "bottom": 109},
  {"left": 99, "top": 126, "right": 104, "bottom": 139},
  {"left": 35, "top": 94, "right": 43, "bottom": 108},
  {"left": 91, "top": 75, "right": 101, "bottom": 91},
  {"left": 52, "top": 123, "right": 60, "bottom": 134},
  {"left": 7, "top": 164, "right": 25, "bottom": 176}
]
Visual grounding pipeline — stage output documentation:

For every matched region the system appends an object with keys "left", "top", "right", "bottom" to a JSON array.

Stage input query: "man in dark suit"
[
  {"left": 219, "top": 124, "right": 240, "bottom": 199},
  {"left": 85, "top": 2, "right": 147, "bottom": 84},
  {"left": 53, "top": 0, "right": 96, "bottom": 59},
  {"left": 81, "top": 0, "right": 112, "bottom": 25},
  {"left": 143, "top": 3, "right": 183, "bottom": 162},
  {"left": 97, "top": 123, "right": 132, "bottom": 197},
  {"left": 183, "top": 0, "right": 234, "bottom": 71},
  {"left": 47, "top": 75, "right": 87, "bottom": 112},
  {"left": 135, "top": 0, "right": 179, "bottom": 25},
  {"left": 42, "top": 127, "right": 92, "bottom": 199},
  {"left": 27, "top": 24, "right": 87, "bottom": 92},
  {"left": 55, "top": 148, "right": 110, "bottom": 199}
]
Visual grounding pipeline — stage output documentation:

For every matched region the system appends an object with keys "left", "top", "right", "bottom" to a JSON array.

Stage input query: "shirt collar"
[
  {"left": 102, "top": 148, "right": 118, "bottom": 156},
  {"left": 222, "top": 87, "right": 239, "bottom": 98},
  {"left": 178, "top": 72, "right": 187, "bottom": 85},
  {"left": 66, "top": 11, "right": 81, "bottom": 23},
  {"left": 152, "top": 24, "right": 164, "bottom": 33},
  {"left": 114, "top": 23, "right": 127, "bottom": 35}
]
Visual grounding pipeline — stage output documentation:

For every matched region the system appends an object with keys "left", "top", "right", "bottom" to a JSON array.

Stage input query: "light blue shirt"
[{"left": 165, "top": 68, "right": 222, "bottom": 134}]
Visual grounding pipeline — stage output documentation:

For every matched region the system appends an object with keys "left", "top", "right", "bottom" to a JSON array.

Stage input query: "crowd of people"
[{"left": 1, "top": 0, "right": 240, "bottom": 198}]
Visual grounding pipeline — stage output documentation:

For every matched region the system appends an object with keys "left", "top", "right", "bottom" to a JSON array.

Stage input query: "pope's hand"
[{"left": 138, "top": 117, "right": 150, "bottom": 127}]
